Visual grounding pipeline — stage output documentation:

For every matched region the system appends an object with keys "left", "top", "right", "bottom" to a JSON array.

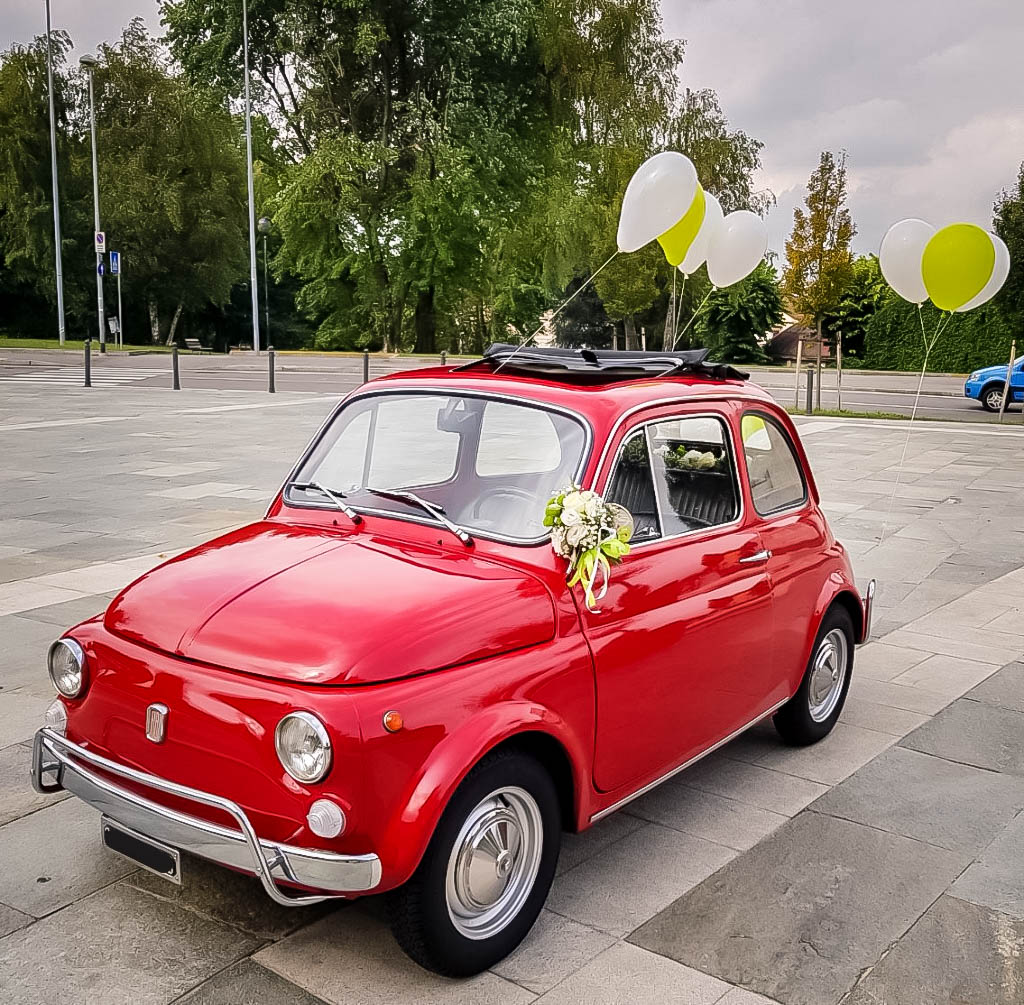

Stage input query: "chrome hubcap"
[
  {"left": 987, "top": 390, "right": 1003, "bottom": 408},
  {"left": 808, "top": 628, "right": 849, "bottom": 722},
  {"left": 445, "top": 786, "right": 543, "bottom": 940}
]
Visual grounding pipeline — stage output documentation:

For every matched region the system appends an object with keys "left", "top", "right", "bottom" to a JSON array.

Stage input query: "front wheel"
[
  {"left": 387, "top": 749, "right": 561, "bottom": 976},
  {"left": 773, "top": 606, "right": 854, "bottom": 746},
  {"left": 981, "top": 384, "right": 1005, "bottom": 412}
]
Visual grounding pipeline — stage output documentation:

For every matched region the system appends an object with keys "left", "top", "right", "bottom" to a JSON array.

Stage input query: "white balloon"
[
  {"left": 678, "top": 192, "right": 724, "bottom": 277},
  {"left": 956, "top": 232, "right": 1010, "bottom": 312},
  {"left": 705, "top": 210, "right": 768, "bottom": 288},
  {"left": 879, "top": 218, "right": 934, "bottom": 304},
  {"left": 616, "top": 152, "right": 699, "bottom": 254}
]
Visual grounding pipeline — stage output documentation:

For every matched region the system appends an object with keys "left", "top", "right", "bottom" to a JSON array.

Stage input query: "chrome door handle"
[{"left": 739, "top": 549, "right": 772, "bottom": 564}]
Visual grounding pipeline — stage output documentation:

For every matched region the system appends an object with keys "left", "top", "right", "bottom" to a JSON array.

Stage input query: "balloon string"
[
  {"left": 494, "top": 251, "right": 619, "bottom": 373},
  {"left": 673, "top": 272, "right": 686, "bottom": 344},
  {"left": 673, "top": 287, "right": 713, "bottom": 349},
  {"left": 878, "top": 309, "right": 951, "bottom": 544}
]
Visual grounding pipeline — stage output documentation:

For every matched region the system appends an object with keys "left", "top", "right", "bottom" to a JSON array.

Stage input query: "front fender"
[{"left": 374, "top": 700, "right": 591, "bottom": 890}]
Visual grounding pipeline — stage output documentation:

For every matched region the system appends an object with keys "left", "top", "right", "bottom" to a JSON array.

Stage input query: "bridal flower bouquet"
[{"left": 543, "top": 487, "right": 633, "bottom": 611}]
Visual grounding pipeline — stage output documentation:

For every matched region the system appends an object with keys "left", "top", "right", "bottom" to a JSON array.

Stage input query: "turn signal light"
[{"left": 382, "top": 710, "right": 403, "bottom": 733}]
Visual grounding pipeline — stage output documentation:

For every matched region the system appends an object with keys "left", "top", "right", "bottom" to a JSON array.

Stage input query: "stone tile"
[
  {"left": 900, "top": 699, "right": 1024, "bottom": 776},
  {"left": 556, "top": 810, "right": 647, "bottom": 876},
  {"left": 176, "top": 959, "right": 329, "bottom": 1005},
  {"left": 492, "top": 909, "right": 615, "bottom": 994},
  {"left": 891, "top": 652, "right": 1001, "bottom": 698},
  {"left": 0, "top": 883, "right": 260, "bottom": 1005},
  {"left": 0, "top": 740, "right": 67, "bottom": 827},
  {"left": 852, "top": 642, "right": 931, "bottom": 682},
  {"left": 628, "top": 783, "right": 788, "bottom": 851},
  {"left": 14, "top": 593, "right": 108, "bottom": 627},
  {"left": 29, "top": 553, "right": 169, "bottom": 595},
  {"left": 533, "top": 942, "right": 730, "bottom": 1004},
  {"left": 126, "top": 850, "right": 336, "bottom": 939},
  {"left": 546, "top": 823, "right": 734, "bottom": 937},
  {"left": 0, "top": 689, "right": 48, "bottom": 747},
  {"left": 0, "top": 797, "right": 137, "bottom": 916},
  {"left": 716, "top": 990, "right": 781, "bottom": 1005},
  {"left": 883, "top": 628, "right": 1022, "bottom": 667},
  {"left": 965, "top": 660, "right": 1024, "bottom": 713},
  {"left": 752, "top": 722, "right": 895, "bottom": 786},
  {"left": 0, "top": 580, "right": 87, "bottom": 617},
  {"left": 812, "top": 746, "right": 1024, "bottom": 853},
  {"left": 629, "top": 812, "right": 966, "bottom": 1005},
  {"left": 677, "top": 753, "right": 828, "bottom": 817},
  {"left": 951, "top": 810, "right": 1024, "bottom": 920},
  {"left": 149, "top": 481, "right": 246, "bottom": 499},
  {"left": 843, "top": 895, "right": 1024, "bottom": 1005},
  {"left": 0, "top": 902, "right": 33, "bottom": 938},
  {"left": 848, "top": 675, "right": 952, "bottom": 715},
  {"left": 839, "top": 696, "right": 931, "bottom": 737},
  {"left": 255, "top": 909, "right": 534, "bottom": 1004}
]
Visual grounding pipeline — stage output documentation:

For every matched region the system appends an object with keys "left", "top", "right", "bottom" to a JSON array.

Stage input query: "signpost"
[
  {"left": 110, "top": 251, "right": 123, "bottom": 348},
  {"left": 94, "top": 231, "right": 105, "bottom": 253}
]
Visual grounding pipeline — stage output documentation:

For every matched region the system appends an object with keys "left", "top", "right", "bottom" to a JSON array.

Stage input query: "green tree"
[
  {"left": 698, "top": 262, "right": 782, "bottom": 363},
  {"left": 994, "top": 161, "right": 1024, "bottom": 326},
  {"left": 552, "top": 275, "right": 614, "bottom": 349},
  {"left": 783, "top": 150, "right": 856, "bottom": 328},
  {"left": 821, "top": 254, "right": 886, "bottom": 359}
]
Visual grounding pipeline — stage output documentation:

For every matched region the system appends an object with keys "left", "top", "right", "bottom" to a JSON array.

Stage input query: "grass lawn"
[{"left": 0, "top": 336, "right": 182, "bottom": 352}]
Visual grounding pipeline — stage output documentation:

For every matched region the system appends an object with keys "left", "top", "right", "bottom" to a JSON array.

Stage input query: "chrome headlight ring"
[
  {"left": 275, "top": 711, "right": 333, "bottom": 784},
  {"left": 48, "top": 638, "right": 87, "bottom": 699}
]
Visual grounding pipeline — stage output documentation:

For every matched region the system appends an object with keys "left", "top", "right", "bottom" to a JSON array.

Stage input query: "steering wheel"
[{"left": 470, "top": 487, "right": 537, "bottom": 521}]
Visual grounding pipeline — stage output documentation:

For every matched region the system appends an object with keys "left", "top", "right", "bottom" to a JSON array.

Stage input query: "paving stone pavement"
[{"left": 2, "top": 385, "right": 1024, "bottom": 1003}]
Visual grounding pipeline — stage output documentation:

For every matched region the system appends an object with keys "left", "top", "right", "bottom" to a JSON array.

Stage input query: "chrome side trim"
[
  {"left": 32, "top": 728, "right": 381, "bottom": 905},
  {"left": 860, "top": 578, "right": 876, "bottom": 644},
  {"left": 273, "top": 385, "right": 594, "bottom": 547},
  {"left": 590, "top": 697, "right": 789, "bottom": 822}
]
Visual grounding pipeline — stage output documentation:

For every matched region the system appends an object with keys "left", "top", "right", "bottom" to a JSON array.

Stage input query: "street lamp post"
[
  {"left": 258, "top": 216, "right": 272, "bottom": 345},
  {"left": 242, "top": 0, "right": 260, "bottom": 353},
  {"left": 79, "top": 53, "right": 105, "bottom": 353},
  {"left": 44, "top": 0, "right": 66, "bottom": 346}
]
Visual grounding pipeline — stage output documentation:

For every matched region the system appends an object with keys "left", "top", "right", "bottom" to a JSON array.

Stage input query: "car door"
[
  {"left": 1010, "top": 361, "right": 1024, "bottom": 405},
  {"left": 582, "top": 405, "right": 776, "bottom": 794},
  {"left": 739, "top": 410, "right": 830, "bottom": 691}
]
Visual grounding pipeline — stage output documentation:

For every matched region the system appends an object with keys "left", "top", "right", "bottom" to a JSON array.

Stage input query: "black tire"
[
  {"left": 981, "top": 383, "right": 1005, "bottom": 412},
  {"left": 773, "top": 605, "right": 855, "bottom": 746},
  {"left": 387, "top": 748, "right": 561, "bottom": 976}
]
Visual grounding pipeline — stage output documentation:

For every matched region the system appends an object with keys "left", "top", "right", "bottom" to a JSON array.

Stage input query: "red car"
[{"left": 33, "top": 346, "right": 873, "bottom": 976}]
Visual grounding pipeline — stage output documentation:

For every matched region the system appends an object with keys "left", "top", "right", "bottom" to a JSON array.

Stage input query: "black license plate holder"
[{"left": 101, "top": 816, "right": 182, "bottom": 885}]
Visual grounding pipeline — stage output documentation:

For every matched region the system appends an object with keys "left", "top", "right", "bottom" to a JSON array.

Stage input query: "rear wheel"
[
  {"left": 773, "top": 606, "right": 854, "bottom": 746},
  {"left": 981, "top": 383, "right": 1005, "bottom": 412},
  {"left": 387, "top": 749, "right": 560, "bottom": 976}
]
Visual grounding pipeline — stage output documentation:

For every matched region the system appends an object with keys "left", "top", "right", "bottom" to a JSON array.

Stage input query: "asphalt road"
[{"left": 0, "top": 349, "right": 1011, "bottom": 423}]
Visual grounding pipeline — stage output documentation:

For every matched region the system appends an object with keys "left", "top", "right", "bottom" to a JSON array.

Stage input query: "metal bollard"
[
  {"left": 805, "top": 366, "right": 814, "bottom": 415},
  {"left": 441, "top": 351, "right": 447, "bottom": 366},
  {"left": 171, "top": 344, "right": 180, "bottom": 390},
  {"left": 84, "top": 339, "right": 92, "bottom": 388},
  {"left": 362, "top": 350, "right": 369, "bottom": 384},
  {"left": 268, "top": 346, "right": 276, "bottom": 393}
]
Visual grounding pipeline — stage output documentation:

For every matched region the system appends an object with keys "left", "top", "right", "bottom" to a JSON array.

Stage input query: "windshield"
[{"left": 287, "top": 392, "right": 589, "bottom": 542}]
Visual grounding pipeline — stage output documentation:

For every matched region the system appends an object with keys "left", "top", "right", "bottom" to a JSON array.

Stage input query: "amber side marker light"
[{"left": 383, "top": 710, "right": 404, "bottom": 733}]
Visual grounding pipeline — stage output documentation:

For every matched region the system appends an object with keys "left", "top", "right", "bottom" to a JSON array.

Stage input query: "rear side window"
[{"left": 742, "top": 413, "right": 807, "bottom": 514}]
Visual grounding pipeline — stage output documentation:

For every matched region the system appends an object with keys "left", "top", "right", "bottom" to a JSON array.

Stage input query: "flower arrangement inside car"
[
  {"left": 660, "top": 442, "right": 729, "bottom": 481},
  {"left": 544, "top": 487, "right": 633, "bottom": 611}
]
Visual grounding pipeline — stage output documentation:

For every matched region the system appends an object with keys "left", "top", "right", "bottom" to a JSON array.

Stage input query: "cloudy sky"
[{"left": 5, "top": 0, "right": 1023, "bottom": 258}]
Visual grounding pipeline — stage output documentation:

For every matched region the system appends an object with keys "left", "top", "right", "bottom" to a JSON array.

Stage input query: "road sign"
[
  {"left": 94, "top": 231, "right": 105, "bottom": 253},
  {"left": 110, "top": 251, "right": 120, "bottom": 275},
  {"left": 97, "top": 262, "right": 104, "bottom": 276}
]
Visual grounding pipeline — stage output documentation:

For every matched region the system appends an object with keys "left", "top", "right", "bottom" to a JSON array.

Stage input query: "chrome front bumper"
[{"left": 32, "top": 727, "right": 381, "bottom": 905}]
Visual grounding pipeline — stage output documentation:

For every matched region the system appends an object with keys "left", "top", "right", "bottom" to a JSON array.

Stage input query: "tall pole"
[
  {"left": 44, "top": 0, "right": 66, "bottom": 346},
  {"left": 82, "top": 58, "right": 105, "bottom": 353},
  {"left": 117, "top": 263, "right": 123, "bottom": 348},
  {"left": 242, "top": 0, "right": 260, "bottom": 353},
  {"left": 262, "top": 234, "right": 270, "bottom": 344}
]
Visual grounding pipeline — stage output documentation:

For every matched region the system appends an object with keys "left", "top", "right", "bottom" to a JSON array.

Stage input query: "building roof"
[{"left": 767, "top": 324, "right": 832, "bottom": 361}]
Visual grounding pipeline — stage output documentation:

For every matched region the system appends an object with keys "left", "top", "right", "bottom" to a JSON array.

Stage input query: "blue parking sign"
[{"left": 110, "top": 251, "right": 120, "bottom": 275}]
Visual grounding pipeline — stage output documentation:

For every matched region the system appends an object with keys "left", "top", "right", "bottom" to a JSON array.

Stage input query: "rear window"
[{"left": 742, "top": 413, "right": 807, "bottom": 514}]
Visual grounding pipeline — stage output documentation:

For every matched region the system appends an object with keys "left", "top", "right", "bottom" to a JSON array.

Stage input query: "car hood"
[
  {"left": 972, "top": 365, "right": 1007, "bottom": 380},
  {"left": 104, "top": 522, "right": 556, "bottom": 685}
]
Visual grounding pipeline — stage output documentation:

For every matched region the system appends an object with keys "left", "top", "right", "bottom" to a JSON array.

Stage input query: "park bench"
[{"left": 183, "top": 338, "right": 210, "bottom": 354}]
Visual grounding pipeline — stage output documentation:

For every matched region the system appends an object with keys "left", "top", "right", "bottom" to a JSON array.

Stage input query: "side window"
[
  {"left": 647, "top": 416, "right": 740, "bottom": 535},
  {"left": 742, "top": 413, "right": 807, "bottom": 514},
  {"left": 604, "top": 430, "right": 662, "bottom": 542}
]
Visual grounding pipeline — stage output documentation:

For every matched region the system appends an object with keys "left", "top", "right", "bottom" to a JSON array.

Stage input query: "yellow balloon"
[
  {"left": 921, "top": 223, "right": 995, "bottom": 311},
  {"left": 657, "top": 185, "right": 706, "bottom": 267}
]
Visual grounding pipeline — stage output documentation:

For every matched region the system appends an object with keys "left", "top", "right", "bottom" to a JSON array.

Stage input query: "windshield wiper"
[
  {"left": 361, "top": 486, "right": 473, "bottom": 546},
  {"left": 287, "top": 481, "right": 362, "bottom": 525}
]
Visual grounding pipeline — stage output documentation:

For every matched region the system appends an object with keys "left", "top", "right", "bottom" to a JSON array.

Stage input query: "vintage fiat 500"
[{"left": 33, "top": 345, "right": 873, "bottom": 976}]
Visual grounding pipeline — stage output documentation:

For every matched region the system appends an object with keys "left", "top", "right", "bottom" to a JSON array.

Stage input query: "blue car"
[{"left": 964, "top": 357, "right": 1024, "bottom": 412}]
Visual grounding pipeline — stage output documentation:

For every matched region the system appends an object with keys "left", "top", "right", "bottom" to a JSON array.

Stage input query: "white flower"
[
  {"left": 550, "top": 526, "right": 571, "bottom": 557},
  {"left": 560, "top": 507, "right": 582, "bottom": 527},
  {"left": 697, "top": 451, "right": 717, "bottom": 470},
  {"left": 583, "top": 496, "right": 602, "bottom": 519},
  {"left": 567, "top": 523, "right": 589, "bottom": 547},
  {"left": 682, "top": 449, "right": 703, "bottom": 466},
  {"left": 562, "top": 491, "right": 585, "bottom": 512}
]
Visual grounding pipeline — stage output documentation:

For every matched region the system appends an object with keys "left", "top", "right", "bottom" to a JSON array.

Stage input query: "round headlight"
[
  {"left": 48, "top": 638, "right": 86, "bottom": 698},
  {"left": 275, "top": 711, "right": 332, "bottom": 783}
]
